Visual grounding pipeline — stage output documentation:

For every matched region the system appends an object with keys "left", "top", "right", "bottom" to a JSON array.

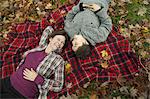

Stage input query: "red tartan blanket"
[{"left": 0, "top": 2, "right": 144, "bottom": 99}]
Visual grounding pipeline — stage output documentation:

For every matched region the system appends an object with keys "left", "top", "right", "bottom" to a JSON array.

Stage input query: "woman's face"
[{"left": 48, "top": 35, "right": 66, "bottom": 51}]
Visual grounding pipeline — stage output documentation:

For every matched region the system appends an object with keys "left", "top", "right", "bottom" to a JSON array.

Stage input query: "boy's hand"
[
  {"left": 83, "top": 3, "right": 101, "bottom": 12},
  {"left": 23, "top": 68, "right": 38, "bottom": 81}
]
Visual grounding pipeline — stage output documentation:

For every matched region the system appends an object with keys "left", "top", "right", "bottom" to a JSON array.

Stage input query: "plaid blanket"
[{"left": 0, "top": 1, "right": 143, "bottom": 99}]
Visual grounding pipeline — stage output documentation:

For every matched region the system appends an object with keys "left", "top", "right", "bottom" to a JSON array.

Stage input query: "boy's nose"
[{"left": 57, "top": 42, "right": 61, "bottom": 48}]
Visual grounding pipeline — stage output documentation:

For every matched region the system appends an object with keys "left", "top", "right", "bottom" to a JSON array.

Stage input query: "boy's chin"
[{"left": 72, "top": 48, "right": 78, "bottom": 52}]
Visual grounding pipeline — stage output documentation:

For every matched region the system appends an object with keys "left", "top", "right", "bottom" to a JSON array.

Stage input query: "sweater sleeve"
[
  {"left": 80, "top": 16, "right": 112, "bottom": 46},
  {"left": 64, "top": 4, "right": 81, "bottom": 39},
  {"left": 38, "top": 58, "right": 65, "bottom": 92}
]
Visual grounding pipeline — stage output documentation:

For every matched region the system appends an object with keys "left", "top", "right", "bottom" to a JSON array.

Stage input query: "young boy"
[{"left": 64, "top": 0, "right": 112, "bottom": 58}]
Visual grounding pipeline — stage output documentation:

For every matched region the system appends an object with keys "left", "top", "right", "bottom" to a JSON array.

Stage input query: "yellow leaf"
[
  {"left": 28, "top": 0, "right": 33, "bottom": 4},
  {"left": 65, "top": 63, "right": 71, "bottom": 74},
  {"left": 101, "top": 50, "right": 108, "bottom": 57},
  {"left": 103, "top": 55, "right": 111, "bottom": 60},
  {"left": 45, "top": 3, "right": 52, "bottom": 9},
  {"left": 65, "top": 63, "right": 71, "bottom": 69},
  {"left": 101, "top": 61, "right": 108, "bottom": 69},
  {"left": 141, "top": 26, "right": 149, "bottom": 33},
  {"left": 49, "top": 19, "right": 55, "bottom": 23}
]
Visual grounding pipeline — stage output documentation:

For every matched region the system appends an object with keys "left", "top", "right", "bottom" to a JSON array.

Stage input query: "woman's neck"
[{"left": 45, "top": 44, "right": 52, "bottom": 54}]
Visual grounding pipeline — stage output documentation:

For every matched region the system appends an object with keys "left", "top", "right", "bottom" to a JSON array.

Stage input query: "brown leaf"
[
  {"left": 116, "top": 74, "right": 126, "bottom": 86},
  {"left": 83, "top": 82, "right": 90, "bottom": 88},
  {"left": 137, "top": 7, "right": 147, "bottom": 16},
  {"left": 90, "top": 92, "right": 97, "bottom": 99},
  {"left": 101, "top": 61, "right": 109, "bottom": 69},
  {"left": 45, "top": 3, "right": 52, "bottom": 9}
]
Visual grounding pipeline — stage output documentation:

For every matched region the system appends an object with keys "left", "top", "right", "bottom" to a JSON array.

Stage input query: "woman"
[{"left": 0, "top": 26, "right": 69, "bottom": 99}]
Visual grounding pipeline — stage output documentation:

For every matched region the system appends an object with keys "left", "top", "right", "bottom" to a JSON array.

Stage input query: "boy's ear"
[{"left": 49, "top": 38, "right": 52, "bottom": 42}]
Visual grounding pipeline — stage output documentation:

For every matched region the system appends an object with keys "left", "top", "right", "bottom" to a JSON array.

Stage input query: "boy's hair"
[
  {"left": 75, "top": 44, "right": 91, "bottom": 59},
  {"left": 48, "top": 29, "right": 69, "bottom": 48}
]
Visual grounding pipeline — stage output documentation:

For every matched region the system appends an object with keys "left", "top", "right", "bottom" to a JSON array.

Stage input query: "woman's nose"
[{"left": 57, "top": 42, "right": 62, "bottom": 48}]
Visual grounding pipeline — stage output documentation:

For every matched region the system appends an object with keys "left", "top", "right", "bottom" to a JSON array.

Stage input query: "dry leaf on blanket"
[
  {"left": 65, "top": 63, "right": 71, "bottom": 74},
  {"left": 49, "top": 19, "right": 56, "bottom": 23},
  {"left": 101, "top": 50, "right": 108, "bottom": 57},
  {"left": 83, "top": 82, "right": 90, "bottom": 88},
  {"left": 66, "top": 83, "right": 72, "bottom": 88},
  {"left": 103, "top": 55, "right": 111, "bottom": 60},
  {"left": 90, "top": 92, "right": 97, "bottom": 99},
  {"left": 137, "top": 7, "right": 147, "bottom": 16},
  {"left": 101, "top": 61, "right": 109, "bottom": 69}
]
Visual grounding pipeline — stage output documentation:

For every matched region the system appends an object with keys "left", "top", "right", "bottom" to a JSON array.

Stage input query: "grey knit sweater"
[{"left": 64, "top": 0, "right": 112, "bottom": 46}]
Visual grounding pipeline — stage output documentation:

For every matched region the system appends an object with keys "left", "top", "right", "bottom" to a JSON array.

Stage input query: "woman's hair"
[{"left": 47, "top": 29, "right": 69, "bottom": 49}]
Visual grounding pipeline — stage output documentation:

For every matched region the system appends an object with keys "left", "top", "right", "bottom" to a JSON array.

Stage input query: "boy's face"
[
  {"left": 48, "top": 35, "right": 66, "bottom": 51},
  {"left": 72, "top": 35, "right": 88, "bottom": 52}
]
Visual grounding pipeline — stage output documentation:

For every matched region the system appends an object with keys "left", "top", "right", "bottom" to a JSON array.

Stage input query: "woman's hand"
[
  {"left": 83, "top": 3, "right": 101, "bottom": 12},
  {"left": 23, "top": 68, "right": 38, "bottom": 81}
]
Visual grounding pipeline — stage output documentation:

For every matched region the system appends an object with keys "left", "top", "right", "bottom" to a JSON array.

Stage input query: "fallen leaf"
[
  {"left": 90, "top": 92, "right": 97, "bottom": 99},
  {"left": 45, "top": 3, "right": 52, "bottom": 9},
  {"left": 1, "top": 1, "right": 9, "bottom": 8},
  {"left": 65, "top": 63, "right": 71, "bottom": 74},
  {"left": 83, "top": 82, "right": 90, "bottom": 88},
  {"left": 129, "top": 87, "right": 138, "bottom": 97},
  {"left": 141, "top": 26, "right": 149, "bottom": 33},
  {"left": 119, "top": 86, "right": 129, "bottom": 94},
  {"left": 143, "top": 0, "right": 149, "bottom": 5},
  {"left": 66, "top": 83, "right": 72, "bottom": 88},
  {"left": 101, "top": 50, "right": 108, "bottom": 57},
  {"left": 103, "top": 55, "right": 111, "bottom": 60},
  {"left": 101, "top": 61, "right": 109, "bottom": 69},
  {"left": 137, "top": 7, "right": 147, "bottom": 16}
]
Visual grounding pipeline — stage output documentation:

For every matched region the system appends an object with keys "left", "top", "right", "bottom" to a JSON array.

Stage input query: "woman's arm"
[
  {"left": 40, "top": 60, "right": 64, "bottom": 92},
  {"left": 39, "top": 26, "right": 54, "bottom": 47}
]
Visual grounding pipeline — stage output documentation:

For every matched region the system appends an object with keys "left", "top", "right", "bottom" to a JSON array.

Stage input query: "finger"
[
  {"left": 23, "top": 69, "right": 30, "bottom": 75},
  {"left": 23, "top": 71, "right": 29, "bottom": 77},
  {"left": 31, "top": 68, "right": 35, "bottom": 72},
  {"left": 25, "top": 68, "right": 31, "bottom": 72},
  {"left": 23, "top": 76, "right": 30, "bottom": 80}
]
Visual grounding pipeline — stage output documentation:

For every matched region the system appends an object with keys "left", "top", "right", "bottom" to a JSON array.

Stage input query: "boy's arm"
[
  {"left": 65, "top": 3, "right": 81, "bottom": 22},
  {"left": 81, "top": 17, "right": 112, "bottom": 46},
  {"left": 64, "top": 4, "right": 81, "bottom": 39}
]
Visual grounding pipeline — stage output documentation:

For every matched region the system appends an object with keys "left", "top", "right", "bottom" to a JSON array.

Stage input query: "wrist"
[{"left": 79, "top": 3, "right": 84, "bottom": 11}]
